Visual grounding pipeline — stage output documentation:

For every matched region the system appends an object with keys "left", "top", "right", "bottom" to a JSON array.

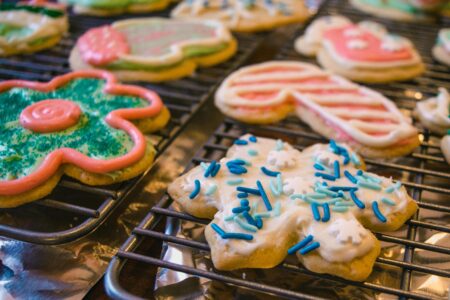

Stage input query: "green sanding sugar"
[{"left": 0, "top": 78, "right": 149, "bottom": 180}]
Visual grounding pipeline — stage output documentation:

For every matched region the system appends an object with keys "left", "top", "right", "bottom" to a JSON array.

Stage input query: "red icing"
[
  {"left": 323, "top": 25, "right": 413, "bottom": 62},
  {"left": 20, "top": 99, "right": 81, "bottom": 133},
  {"left": 0, "top": 70, "right": 164, "bottom": 196},
  {"left": 78, "top": 26, "right": 130, "bottom": 66}
]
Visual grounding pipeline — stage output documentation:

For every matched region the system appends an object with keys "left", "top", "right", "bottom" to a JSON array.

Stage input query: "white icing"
[
  {"left": 169, "top": 135, "right": 415, "bottom": 265},
  {"left": 215, "top": 61, "right": 418, "bottom": 147},
  {"left": 381, "top": 36, "right": 409, "bottom": 52},
  {"left": 438, "top": 28, "right": 450, "bottom": 53},
  {"left": 0, "top": 10, "right": 67, "bottom": 50},
  {"left": 358, "top": 21, "right": 386, "bottom": 37},
  {"left": 267, "top": 149, "right": 298, "bottom": 169},
  {"left": 111, "top": 18, "right": 233, "bottom": 67},
  {"left": 328, "top": 218, "right": 367, "bottom": 245},
  {"left": 416, "top": 88, "right": 450, "bottom": 134},
  {"left": 347, "top": 39, "right": 368, "bottom": 50}
]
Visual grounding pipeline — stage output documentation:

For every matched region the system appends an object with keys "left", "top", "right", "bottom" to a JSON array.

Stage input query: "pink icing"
[
  {"left": 323, "top": 25, "right": 413, "bottom": 62},
  {"left": 0, "top": 70, "right": 164, "bottom": 196},
  {"left": 78, "top": 26, "right": 130, "bottom": 66},
  {"left": 20, "top": 99, "right": 81, "bottom": 133}
]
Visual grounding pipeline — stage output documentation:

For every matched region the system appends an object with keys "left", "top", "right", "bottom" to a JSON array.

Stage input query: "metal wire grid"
[
  {"left": 104, "top": 0, "right": 450, "bottom": 299},
  {"left": 0, "top": 9, "right": 266, "bottom": 244}
]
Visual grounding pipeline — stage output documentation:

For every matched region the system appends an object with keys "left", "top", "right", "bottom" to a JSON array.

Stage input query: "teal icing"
[
  {"left": 0, "top": 78, "right": 149, "bottom": 180},
  {"left": 0, "top": 23, "right": 33, "bottom": 41},
  {"left": 357, "top": 0, "right": 420, "bottom": 14},
  {"left": 0, "top": 4, "right": 65, "bottom": 18}
]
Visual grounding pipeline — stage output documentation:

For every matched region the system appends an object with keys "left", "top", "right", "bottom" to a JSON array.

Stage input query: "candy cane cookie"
[
  {"left": 168, "top": 135, "right": 418, "bottom": 281},
  {"left": 171, "top": 0, "right": 310, "bottom": 32},
  {"left": 415, "top": 88, "right": 450, "bottom": 135},
  {"left": 0, "top": 2, "right": 68, "bottom": 57},
  {"left": 215, "top": 61, "right": 420, "bottom": 158},
  {"left": 0, "top": 71, "right": 170, "bottom": 207},
  {"left": 70, "top": 18, "right": 237, "bottom": 82},
  {"left": 295, "top": 16, "right": 425, "bottom": 83}
]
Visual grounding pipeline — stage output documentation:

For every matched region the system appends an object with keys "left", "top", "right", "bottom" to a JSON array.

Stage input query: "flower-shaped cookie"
[
  {"left": 168, "top": 135, "right": 418, "bottom": 281},
  {"left": 0, "top": 2, "right": 68, "bottom": 56},
  {"left": 0, "top": 70, "right": 169, "bottom": 207},
  {"left": 295, "top": 16, "right": 425, "bottom": 83},
  {"left": 171, "top": 0, "right": 310, "bottom": 32},
  {"left": 70, "top": 18, "right": 237, "bottom": 82},
  {"left": 215, "top": 61, "right": 420, "bottom": 158}
]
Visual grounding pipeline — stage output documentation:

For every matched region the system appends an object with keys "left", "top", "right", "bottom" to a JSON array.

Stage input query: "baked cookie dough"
[{"left": 168, "top": 135, "right": 418, "bottom": 281}]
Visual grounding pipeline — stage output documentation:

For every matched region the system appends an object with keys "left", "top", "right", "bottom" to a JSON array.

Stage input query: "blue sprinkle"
[
  {"left": 228, "top": 166, "right": 247, "bottom": 175},
  {"left": 358, "top": 181, "right": 382, "bottom": 191},
  {"left": 248, "top": 149, "right": 258, "bottom": 156},
  {"left": 287, "top": 235, "right": 313, "bottom": 255},
  {"left": 349, "top": 190, "right": 365, "bottom": 209},
  {"left": 256, "top": 180, "right": 273, "bottom": 211},
  {"left": 255, "top": 216, "right": 263, "bottom": 229},
  {"left": 205, "top": 184, "right": 217, "bottom": 196},
  {"left": 372, "top": 201, "right": 387, "bottom": 223},
  {"left": 234, "top": 158, "right": 252, "bottom": 166},
  {"left": 332, "top": 206, "right": 349, "bottom": 213},
  {"left": 385, "top": 181, "right": 402, "bottom": 193},
  {"left": 223, "top": 232, "right": 253, "bottom": 240},
  {"left": 328, "top": 186, "right": 358, "bottom": 192},
  {"left": 224, "top": 214, "right": 236, "bottom": 221},
  {"left": 241, "top": 199, "right": 249, "bottom": 207},
  {"left": 235, "top": 217, "right": 258, "bottom": 232},
  {"left": 299, "top": 241, "right": 320, "bottom": 255},
  {"left": 261, "top": 166, "right": 280, "bottom": 177},
  {"left": 211, "top": 223, "right": 226, "bottom": 236},
  {"left": 333, "top": 160, "right": 341, "bottom": 178},
  {"left": 341, "top": 149, "right": 350, "bottom": 165},
  {"left": 290, "top": 194, "right": 305, "bottom": 200},
  {"left": 344, "top": 170, "right": 357, "bottom": 184},
  {"left": 275, "top": 139, "right": 284, "bottom": 151},
  {"left": 311, "top": 203, "right": 321, "bottom": 221},
  {"left": 276, "top": 173, "right": 282, "bottom": 192},
  {"left": 335, "top": 201, "right": 355, "bottom": 207},
  {"left": 212, "top": 163, "right": 221, "bottom": 177},
  {"left": 253, "top": 212, "right": 271, "bottom": 218},
  {"left": 237, "top": 186, "right": 261, "bottom": 195},
  {"left": 271, "top": 201, "right": 281, "bottom": 217},
  {"left": 204, "top": 160, "right": 216, "bottom": 177},
  {"left": 315, "top": 172, "right": 336, "bottom": 181},
  {"left": 242, "top": 211, "right": 256, "bottom": 225},
  {"left": 189, "top": 180, "right": 201, "bottom": 199},
  {"left": 381, "top": 197, "right": 396, "bottom": 206},
  {"left": 322, "top": 203, "right": 330, "bottom": 222},
  {"left": 351, "top": 153, "right": 361, "bottom": 167},
  {"left": 227, "top": 178, "right": 244, "bottom": 185},
  {"left": 234, "top": 139, "right": 248, "bottom": 145},
  {"left": 357, "top": 170, "right": 363, "bottom": 176},
  {"left": 232, "top": 206, "right": 250, "bottom": 214},
  {"left": 306, "top": 193, "right": 327, "bottom": 199},
  {"left": 227, "top": 159, "right": 246, "bottom": 166},
  {"left": 237, "top": 192, "right": 249, "bottom": 198},
  {"left": 249, "top": 135, "right": 257, "bottom": 143},
  {"left": 200, "top": 162, "right": 208, "bottom": 170},
  {"left": 329, "top": 140, "right": 340, "bottom": 154},
  {"left": 313, "top": 163, "right": 325, "bottom": 171},
  {"left": 269, "top": 179, "right": 281, "bottom": 197},
  {"left": 315, "top": 187, "right": 339, "bottom": 197}
]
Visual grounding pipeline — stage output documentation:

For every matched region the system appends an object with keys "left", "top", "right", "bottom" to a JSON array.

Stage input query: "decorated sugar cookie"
[
  {"left": 432, "top": 28, "right": 450, "bottom": 67},
  {"left": 350, "top": 0, "right": 430, "bottom": 20},
  {"left": 0, "top": 71, "right": 170, "bottom": 208},
  {"left": 0, "top": 2, "right": 68, "bottom": 57},
  {"left": 215, "top": 61, "right": 420, "bottom": 158},
  {"left": 415, "top": 88, "right": 450, "bottom": 135},
  {"left": 171, "top": 0, "right": 310, "bottom": 32},
  {"left": 295, "top": 16, "right": 425, "bottom": 83},
  {"left": 70, "top": 18, "right": 237, "bottom": 82},
  {"left": 168, "top": 135, "right": 418, "bottom": 281},
  {"left": 441, "top": 131, "right": 450, "bottom": 165},
  {"left": 59, "top": 0, "right": 171, "bottom": 16}
]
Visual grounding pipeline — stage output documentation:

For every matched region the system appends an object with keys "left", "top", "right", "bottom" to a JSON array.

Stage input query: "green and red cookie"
[
  {"left": 70, "top": 18, "right": 238, "bottom": 82},
  {"left": 0, "top": 71, "right": 170, "bottom": 207}
]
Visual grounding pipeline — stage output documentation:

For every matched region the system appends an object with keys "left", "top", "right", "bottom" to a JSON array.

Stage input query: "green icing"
[
  {"left": 106, "top": 43, "right": 227, "bottom": 71},
  {"left": 357, "top": 0, "right": 420, "bottom": 13},
  {"left": 0, "top": 4, "right": 64, "bottom": 18},
  {"left": 0, "top": 23, "right": 32, "bottom": 41},
  {"left": 64, "top": 0, "right": 159, "bottom": 9},
  {"left": 27, "top": 35, "right": 57, "bottom": 47},
  {"left": 0, "top": 78, "right": 149, "bottom": 181}
]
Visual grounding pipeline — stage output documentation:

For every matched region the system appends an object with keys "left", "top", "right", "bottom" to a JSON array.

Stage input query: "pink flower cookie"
[
  {"left": 0, "top": 71, "right": 170, "bottom": 207},
  {"left": 295, "top": 16, "right": 425, "bottom": 83},
  {"left": 168, "top": 135, "right": 418, "bottom": 281},
  {"left": 215, "top": 61, "right": 420, "bottom": 158},
  {"left": 70, "top": 18, "right": 237, "bottom": 82}
]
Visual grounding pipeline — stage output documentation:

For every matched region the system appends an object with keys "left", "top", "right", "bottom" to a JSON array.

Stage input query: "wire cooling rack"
[
  {"left": 0, "top": 6, "right": 266, "bottom": 244},
  {"left": 104, "top": 0, "right": 450, "bottom": 299}
]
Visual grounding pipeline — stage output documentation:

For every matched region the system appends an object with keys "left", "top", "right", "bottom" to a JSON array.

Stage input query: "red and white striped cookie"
[{"left": 215, "top": 61, "right": 420, "bottom": 158}]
